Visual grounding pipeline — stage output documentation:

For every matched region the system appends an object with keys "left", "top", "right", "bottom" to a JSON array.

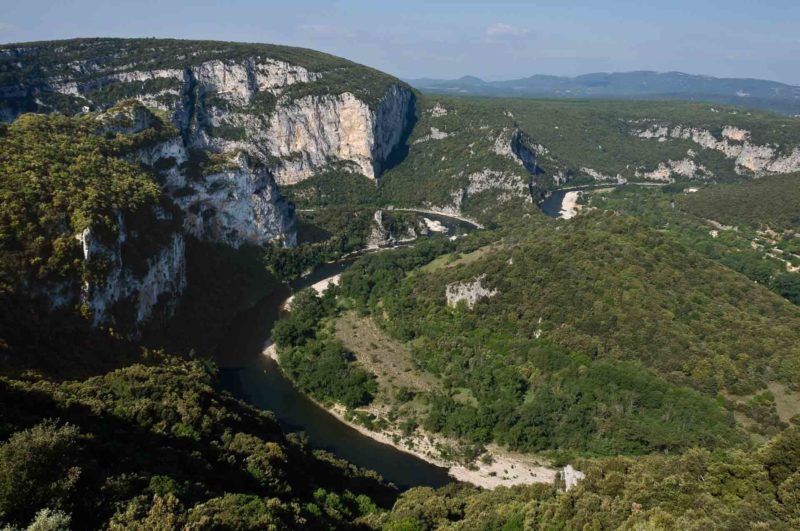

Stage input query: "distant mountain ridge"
[{"left": 406, "top": 71, "right": 800, "bottom": 115}]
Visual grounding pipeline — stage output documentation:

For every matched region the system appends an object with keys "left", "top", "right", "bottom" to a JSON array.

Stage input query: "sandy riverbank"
[
  {"left": 282, "top": 273, "right": 342, "bottom": 310},
  {"left": 262, "top": 342, "right": 556, "bottom": 489},
  {"left": 423, "top": 217, "right": 448, "bottom": 233},
  {"left": 559, "top": 191, "right": 582, "bottom": 219}
]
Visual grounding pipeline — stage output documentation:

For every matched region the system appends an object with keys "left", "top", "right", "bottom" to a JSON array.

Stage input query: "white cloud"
[{"left": 486, "top": 22, "right": 528, "bottom": 38}]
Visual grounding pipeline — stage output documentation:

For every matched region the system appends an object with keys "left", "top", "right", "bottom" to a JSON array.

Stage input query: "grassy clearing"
[
  {"left": 333, "top": 311, "right": 439, "bottom": 403},
  {"left": 768, "top": 382, "right": 800, "bottom": 424},
  {"left": 419, "top": 244, "right": 500, "bottom": 273}
]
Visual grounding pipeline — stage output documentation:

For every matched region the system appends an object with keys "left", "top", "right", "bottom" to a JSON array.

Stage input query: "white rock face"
[
  {"left": 721, "top": 126, "right": 749, "bottom": 141},
  {"left": 265, "top": 84, "right": 413, "bottom": 184},
  {"left": 135, "top": 136, "right": 189, "bottom": 188},
  {"left": 255, "top": 58, "right": 321, "bottom": 91},
  {"left": 428, "top": 102, "right": 448, "bottom": 117},
  {"left": 493, "top": 128, "right": 544, "bottom": 172},
  {"left": 635, "top": 158, "right": 710, "bottom": 181},
  {"left": 193, "top": 60, "right": 254, "bottom": 104},
  {"left": 76, "top": 217, "right": 186, "bottom": 329},
  {"left": 413, "top": 127, "right": 450, "bottom": 144},
  {"left": 581, "top": 167, "right": 627, "bottom": 183},
  {"left": 366, "top": 209, "right": 418, "bottom": 248},
  {"left": 175, "top": 153, "right": 296, "bottom": 247},
  {"left": 562, "top": 465, "right": 585, "bottom": 491},
  {"left": 51, "top": 68, "right": 184, "bottom": 98},
  {"left": 50, "top": 58, "right": 315, "bottom": 103},
  {"left": 13, "top": 54, "right": 413, "bottom": 189},
  {"left": 493, "top": 128, "right": 518, "bottom": 160},
  {"left": 466, "top": 169, "right": 532, "bottom": 204},
  {"left": 635, "top": 124, "right": 800, "bottom": 175},
  {"left": 131, "top": 126, "right": 295, "bottom": 247},
  {"left": 446, "top": 275, "right": 497, "bottom": 309}
]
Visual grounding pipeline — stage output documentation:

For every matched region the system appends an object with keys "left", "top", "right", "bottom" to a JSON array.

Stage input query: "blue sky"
[{"left": 2, "top": 0, "right": 799, "bottom": 84}]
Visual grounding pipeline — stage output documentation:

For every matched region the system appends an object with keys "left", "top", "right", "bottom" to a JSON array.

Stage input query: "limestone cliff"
[
  {"left": 0, "top": 39, "right": 415, "bottom": 188},
  {"left": 0, "top": 39, "right": 418, "bottom": 330},
  {"left": 74, "top": 218, "right": 186, "bottom": 330},
  {"left": 174, "top": 152, "right": 296, "bottom": 247},
  {"left": 446, "top": 275, "right": 498, "bottom": 309},
  {"left": 635, "top": 123, "right": 800, "bottom": 176},
  {"left": 104, "top": 101, "right": 296, "bottom": 249},
  {"left": 1, "top": 39, "right": 417, "bottom": 248},
  {"left": 265, "top": 85, "right": 413, "bottom": 184}
]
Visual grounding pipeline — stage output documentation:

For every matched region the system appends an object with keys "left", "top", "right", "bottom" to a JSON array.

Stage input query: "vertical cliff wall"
[
  {"left": 265, "top": 85, "right": 414, "bottom": 183},
  {"left": 0, "top": 40, "right": 416, "bottom": 240},
  {"left": 0, "top": 40, "right": 416, "bottom": 330},
  {"left": 76, "top": 219, "right": 187, "bottom": 330}
]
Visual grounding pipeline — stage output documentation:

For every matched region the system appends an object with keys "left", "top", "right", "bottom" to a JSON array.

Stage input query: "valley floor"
[
  {"left": 264, "top": 290, "right": 558, "bottom": 490},
  {"left": 265, "top": 340, "right": 555, "bottom": 489}
]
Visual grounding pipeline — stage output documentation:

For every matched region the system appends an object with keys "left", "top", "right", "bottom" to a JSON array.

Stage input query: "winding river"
[
  {"left": 216, "top": 192, "right": 640, "bottom": 488},
  {"left": 539, "top": 182, "right": 669, "bottom": 218},
  {"left": 217, "top": 213, "right": 476, "bottom": 490}
]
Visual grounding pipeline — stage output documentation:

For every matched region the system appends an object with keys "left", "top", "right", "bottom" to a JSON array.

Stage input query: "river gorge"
[{"left": 216, "top": 214, "right": 476, "bottom": 489}]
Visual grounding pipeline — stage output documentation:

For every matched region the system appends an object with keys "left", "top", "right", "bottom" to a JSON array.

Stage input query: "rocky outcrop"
[
  {"left": 562, "top": 465, "right": 585, "bottom": 491},
  {"left": 581, "top": 167, "right": 627, "bottom": 183},
  {"left": 366, "top": 210, "right": 418, "bottom": 249},
  {"left": 493, "top": 128, "right": 542, "bottom": 172},
  {"left": 635, "top": 123, "right": 800, "bottom": 175},
  {"left": 175, "top": 153, "right": 296, "bottom": 247},
  {"left": 75, "top": 215, "right": 186, "bottom": 330},
  {"left": 446, "top": 275, "right": 497, "bottom": 309},
  {"left": 112, "top": 102, "right": 296, "bottom": 248},
  {"left": 511, "top": 129, "right": 546, "bottom": 175},
  {"left": 428, "top": 102, "right": 449, "bottom": 117},
  {"left": 466, "top": 169, "right": 533, "bottom": 203},
  {"left": 413, "top": 127, "right": 450, "bottom": 144},
  {"left": 635, "top": 158, "right": 711, "bottom": 181},
  {"left": 425, "top": 167, "right": 533, "bottom": 216}
]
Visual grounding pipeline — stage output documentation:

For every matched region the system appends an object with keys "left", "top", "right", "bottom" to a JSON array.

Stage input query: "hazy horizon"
[
  {"left": 2, "top": 0, "right": 799, "bottom": 85},
  {"left": 404, "top": 70, "right": 800, "bottom": 86}
]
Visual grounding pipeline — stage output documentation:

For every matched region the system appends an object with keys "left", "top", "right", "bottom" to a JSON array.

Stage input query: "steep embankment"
[{"left": 0, "top": 107, "right": 187, "bottom": 332}]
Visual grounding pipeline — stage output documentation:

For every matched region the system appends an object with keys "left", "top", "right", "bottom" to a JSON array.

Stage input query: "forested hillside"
[
  {"left": 0, "top": 38, "right": 400, "bottom": 116},
  {"left": 2, "top": 37, "right": 800, "bottom": 530},
  {"left": 678, "top": 173, "right": 800, "bottom": 231},
  {"left": 581, "top": 181, "right": 800, "bottom": 305},
  {"left": 320, "top": 213, "right": 800, "bottom": 456},
  {"left": 0, "top": 318, "right": 395, "bottom": 529}
]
